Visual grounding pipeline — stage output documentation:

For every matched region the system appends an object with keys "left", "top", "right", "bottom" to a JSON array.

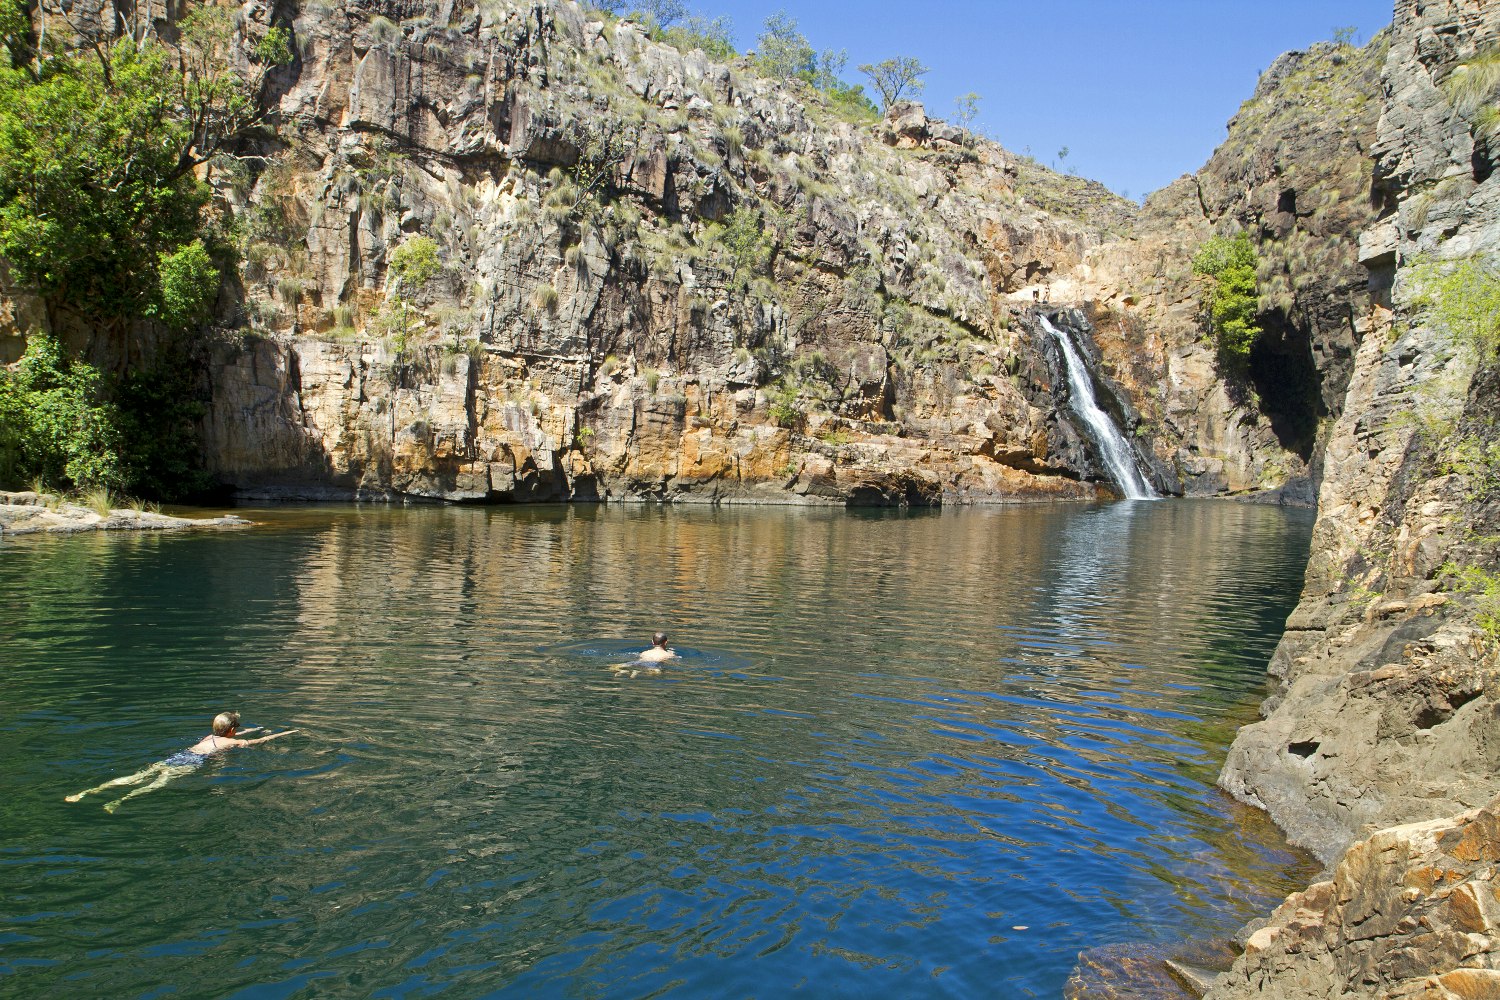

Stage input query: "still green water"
[{"left": 2, "top": 501, "right": 1317, "bottom": 998}]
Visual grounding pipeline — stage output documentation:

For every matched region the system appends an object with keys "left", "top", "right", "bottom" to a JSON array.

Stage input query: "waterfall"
[{"left": 1039, "top": 314, "right": 1156, "bottom": 501}]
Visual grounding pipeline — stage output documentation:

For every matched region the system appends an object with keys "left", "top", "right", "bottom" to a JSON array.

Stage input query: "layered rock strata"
[
  {"left": 189, "top": 0, "right": 1161, "bottom": 504},
  {"left": 1205, "top": 797, "right": 1500, "bottom": 999},
  {"left": 1220, "top": 0, "right": 1500, "bottom": 866},
  {"left": 1208, "top": 0, "right": 1500, "bottom": 992}
]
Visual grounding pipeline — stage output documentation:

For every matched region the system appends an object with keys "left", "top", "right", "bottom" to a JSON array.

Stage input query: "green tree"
[
  {"left": 755, "top": 10, "right": 814, "bottom": 79},
  {"left": 953, "top": 91, "right": 981, "bottom": 140},
  {"left": 387, "top": 235, "right": 443, "bottom": 348},
  {"left": 858, "top": 56, "right": 928, "bottom": 111},
  {"left": 631, "top": 0, "right": 685, "bottom": 31},
  {"left": 661, "top": 14, "right": 735, "bottom": 60},
  {"left": 0, "top": 334, "right": 124, "bottom": 490},
  {"left": 0, "top": 6, "right": 291, "bottom": 333},
  {"left": 1192, "top": 232, "right": 1263, "bottom": 363}
]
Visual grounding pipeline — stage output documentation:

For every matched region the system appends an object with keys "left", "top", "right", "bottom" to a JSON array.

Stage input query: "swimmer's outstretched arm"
[{"left": 244, "top": 728, "right": 298, "bottom": 745}]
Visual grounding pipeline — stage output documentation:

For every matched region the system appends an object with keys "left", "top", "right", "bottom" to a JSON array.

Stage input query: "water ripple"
[{"left": 0, "top": 501, "right": 1317, "bottom": 997}]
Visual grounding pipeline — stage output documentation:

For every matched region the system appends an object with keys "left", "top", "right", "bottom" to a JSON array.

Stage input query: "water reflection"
[{"left": 1, "top": 501, "right": 1317, "bottom": 997}]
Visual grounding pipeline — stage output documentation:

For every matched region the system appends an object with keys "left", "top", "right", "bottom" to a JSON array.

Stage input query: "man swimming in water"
[
  {"left": 65, "top": 712, "right": 298, "bottom": 813},
  {"left": 637, "top": 632, "right": 678, "bottom": 663},
  {"left": 610, "top": 632, "right": 679, "bottom": 677}
]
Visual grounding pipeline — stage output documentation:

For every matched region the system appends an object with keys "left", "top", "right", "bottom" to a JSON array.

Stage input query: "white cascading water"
[{"left": 1039, "top": 314, "right": 1156, "bottom": 501}]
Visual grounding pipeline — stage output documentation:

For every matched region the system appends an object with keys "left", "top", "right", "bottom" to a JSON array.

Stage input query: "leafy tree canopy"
[
  {"left": 1192, "top": 232, "right": 1262, "bottom": 363},
  {"left": 858, "top": 56, "right": 929, "bottom": 111}
]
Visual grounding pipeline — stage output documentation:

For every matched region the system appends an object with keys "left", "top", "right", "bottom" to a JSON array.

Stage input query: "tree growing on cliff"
[
  {"left": 1192, "top": 233, "right": 1263, "bottom": 365},
  {"left": 953, "top": 92, "right": 981, "bottom": 145},
  {"left": 0, "top": 2, "right": 292, "bottom": 335},
  {"left": 386, "top": 236, "right": 443, "bottom": 352},
  {"left": 858, "top": 56, "right": 928, "bottom": 111}
]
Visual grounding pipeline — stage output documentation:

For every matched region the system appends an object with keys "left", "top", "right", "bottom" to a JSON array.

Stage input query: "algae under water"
[{"left": 1, "top": 500, "right": 1318, "bottom": 997}]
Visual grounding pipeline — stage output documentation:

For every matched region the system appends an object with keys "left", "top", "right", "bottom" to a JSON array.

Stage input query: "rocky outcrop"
[
  {"left": 1067, "top": 35, "right": 1386, "bottom": 500},
  {"left": 1219, "top": 0, "right": 1500, "bottom": 866},
  {"left": 0, "top": 491, "right": 250, "bottom": 535},
  {"left": 1204, "top": 797, "right": 1500, "bottom": 999}
]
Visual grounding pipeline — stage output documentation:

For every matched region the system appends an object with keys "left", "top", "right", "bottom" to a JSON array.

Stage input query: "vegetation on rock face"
[
  {"left": 0, "top": 335, "right": 123, "bottom": 490},
  {"left": 1192, "top": 232, "right": 1263, "bottom": 363},
  {"left": 859, "top": 56, "right": 929, "bottom": 111},
  {"left": 0, "top": 0, "right": 289, "bottom": 497},
  {"left": 753, "top": 12, "right": 877, "bottom": 120},
  {"left": 1409, "top": 255, "right": 1500, "bottom": 361},
  {"left": 1442, "top": 46, "right": 1500, "bottom": 142}
]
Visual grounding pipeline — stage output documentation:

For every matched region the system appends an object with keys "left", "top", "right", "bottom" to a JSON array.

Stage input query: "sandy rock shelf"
[{"left": 0, "top": 492, "right": 252, "bottom": 537}]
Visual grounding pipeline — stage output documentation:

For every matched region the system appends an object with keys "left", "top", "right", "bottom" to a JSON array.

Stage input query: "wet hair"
[
  {"left": 652, "top": 632, "right": 668, "bottom": 648},
  {"left": 212, "top": 711, "right": 241, "bottom": 736}
]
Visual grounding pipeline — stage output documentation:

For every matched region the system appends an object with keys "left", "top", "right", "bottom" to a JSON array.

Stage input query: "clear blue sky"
[{"left": 688, "top": 1, "right": 1394, "bottom": 200}]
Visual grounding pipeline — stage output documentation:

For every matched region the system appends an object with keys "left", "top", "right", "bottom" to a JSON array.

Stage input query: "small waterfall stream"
[{"left": 1040, "top": 314, "right": 1156, "bottom": 500}]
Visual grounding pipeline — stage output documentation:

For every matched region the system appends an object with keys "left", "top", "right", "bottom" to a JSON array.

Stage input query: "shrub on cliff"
[
  {"left": 0, "top": 335, "right": 124, "bottom": 491},
  {"left": 1192, "top": 233, "right": 1263, "bottom": 364},
  {"left": 1408, "top": 255, "right": 1500, "bottom": 361},
  {"left": 0, "top": 1, "right": 290, "bottom": 497}
]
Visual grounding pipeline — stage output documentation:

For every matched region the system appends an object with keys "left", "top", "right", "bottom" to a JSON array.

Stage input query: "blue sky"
[{"left": 684, "top": 1, "right": 1394, "bottom": 200}]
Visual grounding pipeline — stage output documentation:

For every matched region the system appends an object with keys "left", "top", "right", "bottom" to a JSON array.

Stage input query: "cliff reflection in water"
[{"left": 3, "top": 500, "right": 1317, "bottom": 998}]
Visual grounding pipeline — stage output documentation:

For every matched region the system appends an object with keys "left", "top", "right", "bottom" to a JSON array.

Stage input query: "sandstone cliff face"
[
  {"left": 193, "top": 0, "right": 1161, "bottom": 504},
  {"left": 1219, "top": 0, "right": 1500, "bottom": 868},
  {"left": 1068, "top": 36, "right": 1386, "bottom": 499}
]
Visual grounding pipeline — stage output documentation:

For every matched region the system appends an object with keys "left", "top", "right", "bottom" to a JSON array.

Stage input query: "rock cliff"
[
  {"left": 1072, "top": 35, "right": 1386, "bottom": 500},
  {"left": 190, "top": 0, "right": 1163, "bottom": 505},
  {"left": 1207, "top": 0, "right": 1500, "bottom": 993}
]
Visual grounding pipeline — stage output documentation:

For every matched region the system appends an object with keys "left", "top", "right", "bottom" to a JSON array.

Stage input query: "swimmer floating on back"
[
  {"left": 65, "top": 711, "right": 298, "bottom": 813},
  {"left": 611, "top": 632, "right": 679, "bottom": 677}
]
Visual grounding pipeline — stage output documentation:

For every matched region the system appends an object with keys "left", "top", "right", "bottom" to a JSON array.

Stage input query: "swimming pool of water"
[{"left": 0, "top": 500, "right": 1317, "bottom": 997}]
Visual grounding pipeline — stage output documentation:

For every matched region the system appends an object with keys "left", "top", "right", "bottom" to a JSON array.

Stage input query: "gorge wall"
[
  {"left": 186, "top": 0, "right": 1151, "bottom": 505},
  {"left": 1203, "top": 0, "right": 1500, "bottom": 995}
]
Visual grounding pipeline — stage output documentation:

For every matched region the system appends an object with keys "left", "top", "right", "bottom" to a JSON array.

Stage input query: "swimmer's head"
[
  {"left": 652, "top": 632, "right": 668, "bottom": 648},
  {"left": 212, "top": 711, "right": 241, "bottom": 736}
]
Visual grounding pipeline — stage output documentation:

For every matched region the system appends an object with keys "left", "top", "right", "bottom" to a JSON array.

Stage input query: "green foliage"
[
  {"left": 0, "top": 335, "right": 212, "bottom": 497},
  {"left": 1443, "top": 434, "right": 1500, "bottom": 503},
  {"left": 1441, "top": 562, "right": 1500, "bottom": 648},
  {"left": 255, "top": 26, "right": 294, "bottom": 67},
  {"left": 390, "top": 236, "right": 442, "bottom": 294},
  {"left": 154, "top": 239, "right": 220, "bottom": 329},
  {"left": 750, "top": 13, "right": 874, "bottom": 119},
  {"left": 0, "top": 0, "right": 29, "bottom": 67},
  {"left": 0, "top": 335, "right": 124, "bottom": 490},
  {"left": 0, "top": 42, "right": 209, "bottom": 324},
  {"left": 1442, "top": 47, "right": 1500, "bottom": 140},
  {"left": 858, "top": 56, "right": 929, "bottom": 111},
  {"left": 755, "top": 11, "right": 812, "bottom": 79},
  {"left": 660, "top": 14, "right": 735, "bottom": 60},
  {"left": 953, "top": 92, "right": 981, "bottom": 138},
  {"left": 1331, "top": 25, "right": 1358, "bottom": 47},
  {"left": 1192, "top": 232, "right": 1263, "bottom": 363},
  {"left": 768, "top": 379, "right": 802, "bottom": 428},
  {"left": 1407, "top": 255, "right": 1500, "bottom": 360},
  {"left": 708, "top": 208, "right": 772, "bottom": 284}
]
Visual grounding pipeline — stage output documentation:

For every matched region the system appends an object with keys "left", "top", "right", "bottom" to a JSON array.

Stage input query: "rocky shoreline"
[{"left": 0, "top": 491, "right": 252, "bottom": 537}]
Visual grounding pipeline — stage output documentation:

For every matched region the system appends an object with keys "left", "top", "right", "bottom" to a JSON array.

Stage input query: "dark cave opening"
[{"left": 1248, "top": 313, "right": 1322, "bottom": 461}]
